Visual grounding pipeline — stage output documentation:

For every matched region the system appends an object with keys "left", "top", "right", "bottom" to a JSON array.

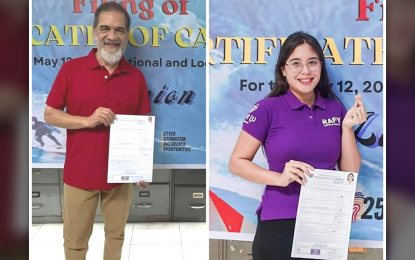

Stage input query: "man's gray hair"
[{"left": 93, "top": 2, "right": 131, "bottom": 30}]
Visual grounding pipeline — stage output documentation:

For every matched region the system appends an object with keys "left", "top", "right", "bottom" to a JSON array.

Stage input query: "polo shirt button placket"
[
  {"left": 310, "top": 106, "right": 313, "bottom": 118},
  {"left": 308, "top": 106, "right": 316, "bottom": 124}
]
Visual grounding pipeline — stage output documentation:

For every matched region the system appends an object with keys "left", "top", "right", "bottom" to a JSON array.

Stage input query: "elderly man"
[{"left": 44, "top": 2, "right": 151, "bottom": 259}]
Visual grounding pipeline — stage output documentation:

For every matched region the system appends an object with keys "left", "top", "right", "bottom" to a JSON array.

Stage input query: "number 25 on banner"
[{"left": 362, "top": 197, "right": 383, "bottom": 220}]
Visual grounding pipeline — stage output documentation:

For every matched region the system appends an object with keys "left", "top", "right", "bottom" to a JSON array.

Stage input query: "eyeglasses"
[{"left": 285, "top": 60, "right": 321, "bottom": 73}]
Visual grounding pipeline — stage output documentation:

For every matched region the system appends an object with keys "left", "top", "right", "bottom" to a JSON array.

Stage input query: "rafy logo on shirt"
[
  {"left": 244, "top": 103, "right": 259, "bottom": 124},
  {"left": 322, "top": 117, "right": 341, "bottom": 127},
  {"left": 244, "top": 114, "right": 256, "bottom": 124},
  {"left": 250, "top": 103, "right": 259, "bottom": 113}
]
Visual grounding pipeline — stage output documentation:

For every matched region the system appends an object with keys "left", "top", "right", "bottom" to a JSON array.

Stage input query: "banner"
[
  {"left": 209, "top": 0, "right": 383, "bottom": 248},
  {"left": 32, "top": 0, "right": 206, "bottom": 168}
]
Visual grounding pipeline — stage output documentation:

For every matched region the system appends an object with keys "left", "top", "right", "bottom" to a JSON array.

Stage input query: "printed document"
[
  {"left": 107, "top": 115, "right": 155, "bottom": 183},
  {"left": 291, "top": 169, "right": 358, "bottom": 260}
]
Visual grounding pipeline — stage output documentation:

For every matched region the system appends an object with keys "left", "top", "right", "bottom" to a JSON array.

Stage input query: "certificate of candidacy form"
[
  {"left": 107, "top": 115, "right": 155, "bottom": 183},
  {"left": 291, "top": 169, "right": 358, "bottom": 260}
]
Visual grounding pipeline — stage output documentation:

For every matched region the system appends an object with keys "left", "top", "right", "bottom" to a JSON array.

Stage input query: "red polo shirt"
[{"left": 46, "top": 48, "right": 151, "bottom": 190}]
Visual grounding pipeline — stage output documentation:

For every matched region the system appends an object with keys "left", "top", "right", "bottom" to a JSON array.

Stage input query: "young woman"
[{"left": 228, "top": 31, "right": 367, "bottom": 260}]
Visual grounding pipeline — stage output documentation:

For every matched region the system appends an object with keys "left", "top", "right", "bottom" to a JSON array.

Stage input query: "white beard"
[{"left": 99, "top": 46, "right": 124, "bottom": 64}]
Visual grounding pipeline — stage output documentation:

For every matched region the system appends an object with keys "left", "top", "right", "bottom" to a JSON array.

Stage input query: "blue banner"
[
  {"left": 209, "top": 0, "right": 383, "bottom": 247},
  {"left": 32, "top": 0, "right": 206, "bottom": 168}
]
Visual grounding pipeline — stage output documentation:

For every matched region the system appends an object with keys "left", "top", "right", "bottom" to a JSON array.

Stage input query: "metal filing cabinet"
[
  {"left": 226, "top": 240, "right": 253, "bottom": 260},
  {"left": 209, "top": 240, "right": 253, "bottom": 260},
  {"left": 34, "top": 169, "right": 208, "bottom": 224},
  {"left": 172, "top": 169, "right": 206, "bottom": 222},
  {"left": 32, "top": 169, "right": 62, "bottom": 223},
  {"left": 96, "top": 184, "right": 170, "bottom": 223},
  {"left": 59, "top": 169, "right": 171, "bottom": 223},
  {"left": 128, "top": 169, "right": 171, "bottom": 222}
]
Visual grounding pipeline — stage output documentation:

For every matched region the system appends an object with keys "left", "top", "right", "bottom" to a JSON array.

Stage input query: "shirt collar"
[
  {"left": 282, "top": 88, "right": 326, "bottom": 110},
  {"left": 87, "top": 48, "right": 129, "bottom": 74},
  {"left": 314, "top": 90, "right": 326, "bottom": 109}
]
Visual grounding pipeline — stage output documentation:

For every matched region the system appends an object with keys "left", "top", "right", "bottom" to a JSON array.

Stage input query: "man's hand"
[
  {"left": 136, "top": 180, "right": 149, "bottom": 188},
  {"left": 85, "top": 107, "right": 116, "bottom": 128}
]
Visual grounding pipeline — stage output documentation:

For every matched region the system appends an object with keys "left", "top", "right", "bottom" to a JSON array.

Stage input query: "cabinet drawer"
[
  {"left": 128, "top": 184, "right": 170, "bottom": 222},
  {"left": 173, "top": 187, "right": 206, "bottom": 222},
  {"left": 32, "top": 185, "right": 61, "bottom": 217},
  {"left": 152, "top": 169, "right": 171, "bottom": 183},
  {"left": 174, "top": 170, "right": 206, "bottom": 185},
  {"left": 32, "top": 169, "right": 60, "bottom": 184},
  {"left": 32, "top": 216, "right": 63, "bottom": 224},
  {"left": 226, "top": 240, "right": 253, "bottom": 260}
]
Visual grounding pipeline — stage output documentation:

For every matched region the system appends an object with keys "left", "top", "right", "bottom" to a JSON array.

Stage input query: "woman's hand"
[
  {"left": 343, "top": 94, "right": 368, "bottom": 129},
  {"left": 278, "top": 160, "right": 314, "bottom": 187}
]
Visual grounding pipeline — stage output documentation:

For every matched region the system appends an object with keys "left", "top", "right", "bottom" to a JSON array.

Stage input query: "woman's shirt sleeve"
[{"left": 241, "top": 99, "right": 270, "bottom": 143}]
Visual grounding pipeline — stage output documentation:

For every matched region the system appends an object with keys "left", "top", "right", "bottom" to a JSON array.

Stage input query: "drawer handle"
[
  {"left": 188, "top": 204, "right": 205, "bottom": 209},
  {"left": 32, "top": 204, "right": 43, "bottom": 209},
  {"left": 133, "top": 203, "right": 152, "bottom": 208}
]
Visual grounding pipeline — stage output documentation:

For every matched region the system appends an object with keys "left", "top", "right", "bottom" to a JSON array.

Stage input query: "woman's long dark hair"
[{"left": 267, "top": 31, "right": 340, "bottom": 101}]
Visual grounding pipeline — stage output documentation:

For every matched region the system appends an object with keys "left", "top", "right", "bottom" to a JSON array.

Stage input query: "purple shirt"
[{"left": 242, "top": 89, "right": 347, "bottom": 220}]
